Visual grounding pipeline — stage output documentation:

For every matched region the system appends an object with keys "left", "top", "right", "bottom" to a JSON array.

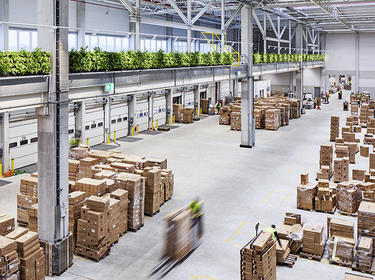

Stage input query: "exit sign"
[{"left": 105, "top": 83, "right": 114, "bottom": 93}]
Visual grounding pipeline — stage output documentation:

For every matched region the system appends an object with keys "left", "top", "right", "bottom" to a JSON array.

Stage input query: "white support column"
[
  {"left": 104, "top": 98, "right": 111, "bottom": 142},
  {"left": 166, "top": 89, "right": 173, "bottom": 125},
  {"left": 187, "top": 0, "right": 192, "bottom": 52},
  {"left": 149, "top": 93, "right": 154, "bottom": 129},
  {"left": 355, "top": 32, "right": 359, "bottom": 93},
  {"left": 0, "top": 112, "right": 10, "bottom": 173},
  {"left": 37, "top": 0, "right": 72, "bottom": 275},
  {"left": 75, "top": 101, "right": 86, "bottom": 143},
  {"left": 240, "top": 5, "right": 255, "bottom": 148},
  {"left": 277, "top": 17, "right": 281, "bottom": 54},
  {"left": 0, "top": 0, "right": 9, "bottom": 51},
  {"left": 233, "top": 79, "right": 239, "bottom": 97},
  {"left": 128, "top": 94, "right": 137, "bottom": 134},
  {"left": 135, "top": 0, "right": 141, "bottom": 51},
  {"left": 295, "top": 24, "right": 303, "bottom": 100},
  {"left": 221, "top": 0, "right": 225, "bottom": 52},
  {"left": 194, "top": 85, "right": 200, "bottom": 116},
  {"left": 263, "top": 13, "right": 267, "bottom": 54},
  {"left": 288, "top": 20, "right": 291, "bottom": 54},
  {"left": 76, "top": 1, "right": 86, "bottom": 49}
]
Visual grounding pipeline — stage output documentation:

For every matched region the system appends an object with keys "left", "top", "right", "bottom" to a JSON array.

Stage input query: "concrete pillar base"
[{"left": 40, "top": 234, "right": 73, "bottom": 276}]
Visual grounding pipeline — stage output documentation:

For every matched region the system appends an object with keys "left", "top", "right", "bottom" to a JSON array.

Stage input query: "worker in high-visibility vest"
[
  {"left": 357, "top": 92, "right": 361, "bottom": 107},
  {"left": 189, "top": 199, "right": 204, "bottom": 239},
  {"left": 264, "top": 225, "right": 282, "bottom": 247}
]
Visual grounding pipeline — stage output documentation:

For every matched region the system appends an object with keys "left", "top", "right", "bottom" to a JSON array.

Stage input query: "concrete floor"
[{"left": 0, "top": 92, "right": 372, "bottom": 280}]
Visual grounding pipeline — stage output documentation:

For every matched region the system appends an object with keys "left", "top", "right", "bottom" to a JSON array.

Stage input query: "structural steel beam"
[
  {"left": 224, "top": 3, "right": 244, "bottom": 30},
  {"left": 119, "top": 0, "right": 136, "bottom": 14},
  {"left": 166, "top": 0, "right": 188, "bottom": 24},
  {"left": 191, "top": 0, "right": 214, "bottom": 25}
]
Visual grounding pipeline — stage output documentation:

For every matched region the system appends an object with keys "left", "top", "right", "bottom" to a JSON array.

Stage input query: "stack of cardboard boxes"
[
  {"left": 358, "top": 201, "right": 375, "bottom": 254},
  {"left": 161, "top": 170, "right": 174, "bottom": 202},
  {"left": 330, "top": 116, "right": 340, "bottom": 141},
  {"left": 290, "top": 99, "right": 301, "bottom": 118},
  {"left": 173, "top": 104, "right": 182, "bottom": 123},
  {"left": 302, "top": 224, "right": 324, "bottom": 258},
  {"left": 335, "top": 146, "right": 349, "bottom": 158},
  {"left": 74, "top": 178, "right": 106, "bottom": 197},
  {"left": 317, "top": 144, "right": 333, "bottom": 180},
  {"left": 219, "top": 107, "right": 231, "bottom": 125},
  {"left": 200, "top": 99, "right": 209, "bottom": 114},
  {"left": 68, "top": 191, "right": 87, "bottom": 250},
  {"left": 115, "top": 173, "right": 144, "bottom": 231},
  {"left": 334, "top": 157, "right": 349, "bottom": 183},
  {"left": 27, "top": 204, "right": 38, "bottom": 232},
  {"left": 254, "top": 109, "right": 265, "bottom": 129},
  {"left": 75, "top": 196, "right": 111, "bottom": 261},
  {"left": 327, "top": 218, "right": 355, "bottom": 264},
  {"left": 265, "top": 109, "right": 281, "bottom": 131},
  {"left": 0, "top": 236, "right": 19, "bottom": 280},
  {"left": 144, "top": 168, "right": 161, "bottom": 216},
  {"left": 279, "top": 213, "right": 303, "bottom": 254},
  {"left": 17, "top": 177, "right": 38, "bottom": 227},
  {"left": 360, "top": 146, "right": 370, "bottom": 157},
  {"left": 354, "top": 237, "right": 373, "bottom": 273},
  {"left": 6, "top": 231, "right": 45, "bottom": 280},
  {"left": 110, "top": 189, "right": 128, "bottom": 236},
  {"left": 315, "top": 180, "right": 336, "bottom": 213},
  {"left": 69, "top": 159, "right": 80, "bottom": 182},
  {"left": 181, "top": 108, "right": 194, "bottom": 124},
  {"left": 240, "top": 232, "right": 276, "bottom": 280},
  {"left": 360, "top": 104, "right": 369, "bottom": 125},
  {"left": 337, "top": 182, "right": 362, "bottom": 214},
  {"left": 297, "top": 174, "right": 317, "bottom": 210},
  {"left": 230, "top": 112, "right": 241, "bottom": 131},
  {"left": 78, "top": 157, "right": 98, "bottom": 179}
]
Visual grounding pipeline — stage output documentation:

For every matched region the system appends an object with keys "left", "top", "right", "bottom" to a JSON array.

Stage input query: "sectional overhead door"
[
  {"left": 68, "top": 110, "right": 75, "bottom": 142},
  {"left": 85, "top": 104, "right": 104, "bottom": 146},
  {"left": 184, "top": 91, "right": 194, "bottom": 109},
  {"left": 220, "top": 80, "right": 231, "bottom": 98},
  {"left": 153, "top": 95, "right": 167, "bottom": 126},
  {"left": 9, "top": 113, "right": 38, "bottom": 169},
  {"left": 111, "top": 102, "right": 129, "bottom": 139},
  {"left": 136, "top": 98, "right": 149, "bottom": 132}
]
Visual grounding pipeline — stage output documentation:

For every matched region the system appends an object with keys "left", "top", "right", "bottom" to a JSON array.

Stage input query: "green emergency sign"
[{"left": 105, "top": 83, "right": 114, "bottom": 93}]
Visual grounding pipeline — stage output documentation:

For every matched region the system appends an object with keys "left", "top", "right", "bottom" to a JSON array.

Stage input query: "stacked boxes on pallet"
[
  {"left": 114, "top": 173, "right": 144, "bottom": 231},
  {"left": 161, "top": 170, "right": 174, "bottom": 202},
  {"left": 68, "top": 191, "right": 87, "bottom": 251},
  {"left": 75, "top": 196, "right": 111, "bottom": 261},
  {"left": 315, "top": 180, "right": 336, "bottom": 213},
  {"left": 27, "top": 205, "right": 38, "bottom": 232},
  {"left": 358, "top": 201, "right": 375, "bottom": 254},
  {"left": 219, "top": 107, "right": 231, "bottom": 125},
  {"left": 74, "top": 178, "right": 106, "bottom": 197},
  {"left": 265, "top": 109, "right": 281, "bottom": 131},
  {"left": 330, "top": 116, "right": 340, "bottom": 141},
  {"left": 0, "top": 236, "right": 19, "bottom": 280},
  {"left": 254, "top": 109, "right": 265, "bottom": 129},
  {"left": 240, "top": 232, "right": 276, "bottom": 280},
  {"left": 327, "top": 218, "right": 355, "bottom": 264},
  {"left": 317, "top": 144, "right": 333, "bottom": 180},
  {"left": 68, "top": 159, "right": 80, "bottom": 181},
  {"left": 360, "top": 104, "right": 369, "bottom": 125},
  {"left": 230, "top": 112, "right": 241, "bottom": 131},
  {"left": 337, "top": 182, "right": 362, "bottom": 214},
  {"left": 110, "top": 189, "right": 128, "bottom": 236},
  {"left": 334, "top": 158, "right": 349, "bottom": 183},
  {"left": 144, "top": 168, "right": 161, "bottom": 216},
  {"left": 17, "top": 177, "right": 38, "bottom": 228},
  {"left": 77, "top": 157, "right": 98, "bottom": 179},
  {"left": 173, "top": 104, "right": 182, "bottom": 123},
  {"left": 302, "top": 224, "right": 324, "bottom": 258},
  {"left": 181, "top": 108, "right": 194, "bottom": 124},
  {"left": 297, "top": 174, "right": 317, "bottom": 210},
  {"left": 354, "top": 237, "right": 373, "bottom": 272}
]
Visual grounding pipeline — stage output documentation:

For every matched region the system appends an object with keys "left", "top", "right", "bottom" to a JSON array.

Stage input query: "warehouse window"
[
  {"left": 68, "top": 33, "right": 77, "bottom": 50},
  {"left": 123, "top": 117, "right": 128, "bottom": 121},
  {"left": 9, "top": 142, "right": 17, "bottom": 148},
  {"left": 68, "top": 129, "right": 74, "bottom": 134},
  {"left": 85, "top": 34, "right": 128, "bottom": 52},
  {"left": 20, "top": 139, "right": 28, "bottom": 145},
  {"left": 30, "top": 137, "right": 38, "bottom": 143},
  {"left": 91, "top": 124, "right": 96, "bottom": 129},
  {"left": 9, "top": 28, "right": 37, "bottom": 51},
  {"left": 111, "top": 119, "right": 116, "bottom": 124},
  {"left": 117, "top": 118, "right": 122, "bottom": 122},
  {"left": 98, "top": 122, "right": 103, "bottom": 127},
  {"left": 85, "top": 125, "right": 90, "bottom": 130}
]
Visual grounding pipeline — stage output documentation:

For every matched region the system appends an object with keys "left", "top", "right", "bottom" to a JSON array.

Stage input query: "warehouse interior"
[{"left": 0, "top": 0, "right": 375, "bottom": 280}]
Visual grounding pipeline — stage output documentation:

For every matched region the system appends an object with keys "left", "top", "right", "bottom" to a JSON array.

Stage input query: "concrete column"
[
  {"left": 187, "top": 0, "right": 192, "bottom": 53},
  {"left": 128, "top": 94, "right": 137, "bottom": 134},
  {"left": 355, "top": 33, "right": 359, "bottom": 93},
  {"left": 233, "top": 79, "right": 239, "bottom": 97},
  {"left": 148, "top": 93, "right": 154, "bottom": 129},
  {"left": 76, "top": 1, "right": 85, "bottom": 49},
  {"left": 135, "top": 0, "right": 141, "bottom": 51},
  {"left": 166, "top": 17, "right": 173, "bottom": 52},
  {"left": 295, "top": 24, "right": 303, "bottom": 100},
  {"left": 0, "top": 112, "right": 10, "bottom": 173},
  {"left": 104, "top": 98, "right": 111, "bottom": 142},
  {"left": 182, "top": 91, "right": 185, "bottom": 108},
  {"left": 37, "top": 0, "right": 70, "bottom": 266},
  {"left": 75, "top": 101, "right": 86, "bottom": 143},
  {"left": 194, "top": 85, "right": 200, "bottom": 116},
  {"left": 221, "top": 0, "right": 225, "bottom": 52},
  {"left": 240, "top": 5, "right": 255, "bottom": 148},
  {"left": 166, "top": 89, "right": 173, "bottom": 125},
  {"left": 289, "top": 71, "right": 296, "bottom": 93},
  {"left": 0, "top": 0, "right": 9, "bottom": 51}
]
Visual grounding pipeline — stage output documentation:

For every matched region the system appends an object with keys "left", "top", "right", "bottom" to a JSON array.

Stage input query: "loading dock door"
[
  {"left": 85, "top": 105, "right": 104, "bottom": 146},
  {"left": 184, "top": 91, "right": 194, "bottom": 109},
  {"left": 111, "top": 102, "right": 129, "bottom": 139},
  {"left": 136, "top": 98, "right": 149, "bottom": 132},
  {"left": 68, "top": 110, "right": 75, "bottom": 142},
  {"left": 153, "top": 96, "right": 167, "bottom": 126}
]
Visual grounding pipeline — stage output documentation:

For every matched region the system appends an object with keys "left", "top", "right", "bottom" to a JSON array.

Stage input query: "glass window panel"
[
  {"left": 9, "top": 30, "right": 18, "bottom": 51},
  {"left": 145, "top": 39, "right": 151, "bottom": 50},
  {"left": 156, "top": 40, "right": 161, "bottom": 50},
  {"left": 31, "top": 31, "right": 37, "bottom": 50},
  {"left": 141, "top": 39, "right": 145, "bottom": 51},
  {"left": 91, "top": 35, "right": 98, "bottom": 49},
  {"left": 68, "top": 33, "right": 77, "bottom": 50},
  {"left": 107, "top": 36, "right": 115, "bottom": 52},
  {"left": 85, "top": 35, "right": 90, "bottom": 49},
  {"left": 151, "top": 40, "right": 156, "bottom": 51},
  {"left": 162, "top": 40, "right": 167, "bottom": 51},
  {"left": 19, "top": 31, "right": 30, "bottom": 50},
  {"left": 98, "top": 36, "right": 106, "bottom": 50},
  {"left": 123, "top": 37, "right": 129, "bottom": 50},
  {"left": 115, "top": 37, "right": 122, "bottom": 52}
]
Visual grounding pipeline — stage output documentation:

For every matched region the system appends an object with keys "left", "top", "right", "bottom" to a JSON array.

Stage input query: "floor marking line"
[
  {"left": 261, "top": 190, "right": 274, "bottom": 203},
  {"left": 280, "top": 191, "right": 291, "bottom": 206},
  {"left": 65, "top": 271, "right": 96, "bottom": 280}
]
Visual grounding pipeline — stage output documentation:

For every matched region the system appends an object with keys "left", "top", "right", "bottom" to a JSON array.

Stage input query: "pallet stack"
[
  {"left": 74, "top": 178, "right": 107, "bottom": 197},
  {"left": 0, "top": 236, "right": 19, "bottom": 280},
  {"left": 69, "top": 159, "right": 80, "bottom": 181},
  {"left": 173, "top": 104, "right": 182, "bottom": 123},
  {"left": 161, "top": 170, "right": 174, "bottom": 202},
  {"left": 337, "top": 182, "right": 362, "bottom": 214},
  {"left": 17, "top": 177, "right": 38, "bottom": 228},
  {"left": 330, "top": 116, "right": 340, "bottom": 141},
  {"left": 315, "top": 180, "right": 336, "bottom": 213},
  {"left": 68, "top": 191, "right": 87, "bottom": 250},
  {"left": 219, "top": 107, "right": 231, "bottom": 125},
  {"left": 240, "top": 231, "right": 276, "bottom": 280},
  {"left": 334, "top": 157, "right": 349, "bottom": 183},
  {"left": 181, "top": 108, "right": 194, "bottom": 124},
  {"left": 354, "top": 237, "right": 373, "bottom": 273},
  {"left": 8, "top": 231, "right": 45, "bottom": 280},
  {"left": 230, "top": 112, "right": 241, "bottom": 131},
  {"left": 75, "top": 196, "right": 111, "bottom": 261},
  {"left": 360, "top": 104, "right": 369, "bottom": 125},
  {"left": 336, "top": 146, "right": 349, "bottom": 158},
  {"left": 115, "top": 173, "right": 144, "bottom": 231},
  {"left": 27, "top": 204, "right": 38, "bottom": 232},
  {"left": 297, "top": 174, "right": 317, "bottom": 210},
  {"left": 358, "top": 201, "right": 375, "bottom": 254},
  {"left": 77, "top": 157, "right": 98, "bottom": 179},
  {"left": 144, "top": 168, "right": 161, "bottom": 216},
  {"left": 254, "top": 109, "right": 265, "bottom": 129},
  {"left": 265, "top": 109, "right": 281, "bottom": 131},
  {"left": 110, "top": 189, "right": 128, "bottom": 236},
  {"left": 317, "top": 144, "right": 333, "bottom": 180},
  {"left": 302, "top": 224, "right": 324, "bottom": 258}
]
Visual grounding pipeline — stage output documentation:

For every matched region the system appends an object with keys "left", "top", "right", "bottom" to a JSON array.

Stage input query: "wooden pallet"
[
  {"left": 338, "top": 211, "right": 358, "bottom": 217},
  {"left": 158, "top": 125, "right": 170, "bottom": 131},
  {"left": 352, "top": 262, "right": 373, "bottom": 275},
  {"left": 300, "top": 251, "right": 323, "bottom": 261},
  {"left": 193, "top": 116, "right": 200, "bottom": 121},
  {"left": 17, "top": 221, "right": 28, "bottom": 228},
  {"left": 75, "top": 249, "right": 110, "bottom": 262},
  {"left": 145, "top": 210, "right": 160, "bottom": 217},
  {"left": 297, "top": 207, "right": 314, "bottom": 212},
  {"left": 316, "top": 207, "right": 336, "bottom": 215},
  {"left": 279, "top": 254, "right": 298, "bottom": 268},
  {"left": 329, "top": 258, "right": 352, "bottom": 268},
  {"left": 128, "top": 223, "right": 144, "bottom": 232}
]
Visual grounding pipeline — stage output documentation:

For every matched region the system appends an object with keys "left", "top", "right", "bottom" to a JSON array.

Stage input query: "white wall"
[
  {"left": 254, "top": 80, "right": 271, "bottom": 97},
  {"left": 9, "top": 0, "right": 37, "bottom": 24},
  {"left": 325, "top": 32, "right": 375, "bottom": 94},
  {"left": 261, "top": 72, "right": 290, "bottom": 93}
]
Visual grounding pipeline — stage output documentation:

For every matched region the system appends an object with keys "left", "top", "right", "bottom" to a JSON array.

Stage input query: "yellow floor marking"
[
  {"left": 190, "top": 275, "right": 217, "bottom": 280},
  {"left": 261, "top": 190, "right": 274, "bottom": 203},
  {"left": 74, "top": 256, "right": 88, "bottom": 262},
  {"left": 280, "top": 192, "right": 291, "bottom": 206},
  {"left": 224, "top": 222, "right": 250, "bottom": 246}
]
